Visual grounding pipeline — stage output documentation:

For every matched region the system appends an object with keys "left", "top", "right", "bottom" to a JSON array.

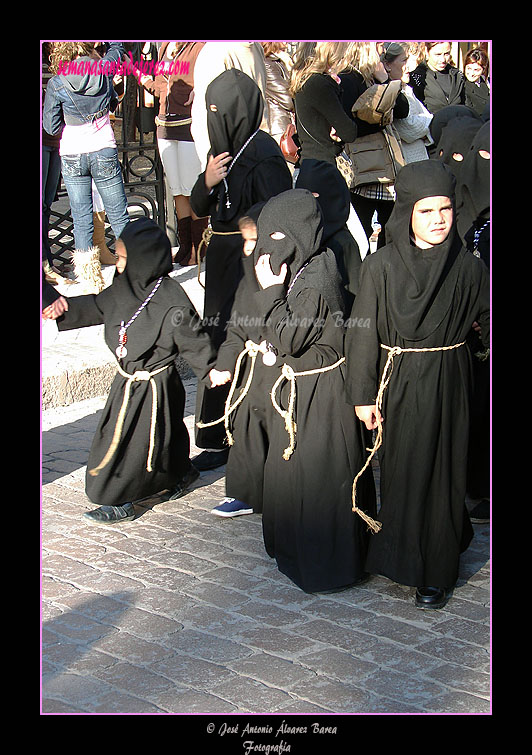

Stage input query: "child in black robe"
[
  {"left": 189, "top": 68, "right": 292, "bottom": 471},
  {"left": 206, "top": 189, "right": 377, "bottom": 593},
  {"left": 456, "top": 121, "right": 491, "bottom": 522},
  {"left": 344, "top": 160, "right": 490, "bottom": 608},
  {"left": 54, "top": 217, "right": 216, "bottom": 523}
]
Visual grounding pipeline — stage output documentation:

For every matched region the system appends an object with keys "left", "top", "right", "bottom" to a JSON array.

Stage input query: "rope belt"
[
  {"left": 197, "top": 338, "right": 345, "bottom": 461},
  {"left": 155, "top": 115, "right": 192, "bottom": 127},
  {"left": 197, "top": 339, "right": 269, "bottom": 445},
  {"left": 351, "top": 340, "right": 466, "bottom": 533},
  {"left": 196, "top": 227, "right": 242, "bottom": 287},
  {"left": 88, "top": 361, "right": 171, "bottom": 477},
  {"left": 270, "top": 357, "right": 345, "bottom": 461}
]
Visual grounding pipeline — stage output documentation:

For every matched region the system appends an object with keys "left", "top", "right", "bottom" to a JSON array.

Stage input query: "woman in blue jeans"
[{"left": 43, "top": 42, "right": 130, "bottom": 291}]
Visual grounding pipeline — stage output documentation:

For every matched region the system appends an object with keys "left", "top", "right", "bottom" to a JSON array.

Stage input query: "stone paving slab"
[{"left": 41, "top": 379, "right": 492, "bottom": 723}]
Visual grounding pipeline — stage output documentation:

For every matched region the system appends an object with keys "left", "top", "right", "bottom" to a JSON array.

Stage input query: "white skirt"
[{"left": 157, "top": 138, "right": 202, "bottom": 196}]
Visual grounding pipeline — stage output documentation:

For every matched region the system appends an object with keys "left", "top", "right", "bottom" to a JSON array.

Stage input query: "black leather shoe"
[
  {"left": 415, "top": 586, "right": 447, "bottom": 609},
  {"left": 192, "top": 449, "right": 229, "bottom": 471},
  {"left": 470, "top": 499, "right": 490, "bottom": 523},
  {"left": 83, "top": 501, "right": 135, "bottom": 524},
  {"left": 167, "top": 464, "right": 200, "bottom": 500}
]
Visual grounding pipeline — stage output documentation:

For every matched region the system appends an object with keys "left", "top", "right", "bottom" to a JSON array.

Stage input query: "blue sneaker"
[{"left": 211, "top": 498, "right": 253, "bottom": 518}]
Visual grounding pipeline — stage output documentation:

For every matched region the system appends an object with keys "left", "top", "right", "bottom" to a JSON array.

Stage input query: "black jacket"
[
  {"left": 409, "top": 63, "right": 465, "bottom": 114},
  {"left": 294, "top": 73, "right": 358, "bottom": 163},
  {"left": 464, "top": 78, "right": 490, "bottom": 118}
]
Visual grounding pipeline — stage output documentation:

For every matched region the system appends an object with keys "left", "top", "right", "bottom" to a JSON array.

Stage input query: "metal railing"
[{"left": 47, "top": 62, "right": 167, "bottom": 266}]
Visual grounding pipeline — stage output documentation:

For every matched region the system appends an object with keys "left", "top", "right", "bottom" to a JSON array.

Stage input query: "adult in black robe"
[
  {"left": 190, "top": 68, "right": 292, "bottom": 460},
  {"left": 56, "top": 217, "right": 215, "bottom": 520},
  {"left": 344, "top": 161, "right": 490, "bottom": 606},
  {"left": 456, "top": 122, "right": 491, "bottom": 518},
  {"left": 231, "top": 189, "right": 376, "bottom": 593},
  {"left": 295, "top": 157, "right": 362, "bottom": 309}
]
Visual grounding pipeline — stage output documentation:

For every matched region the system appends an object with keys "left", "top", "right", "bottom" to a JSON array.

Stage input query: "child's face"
[
  {"left": 411, "top": 196, "right": 453, "bottom": 249},
  {"left": 465, "top": 62, "right": 484, "bottom": 83},
  {"left": 115, "top": 239, "right": 127, "bottom": 273},
  {"left": 241, "top": 224, "right": 258, "bottom": 256}
]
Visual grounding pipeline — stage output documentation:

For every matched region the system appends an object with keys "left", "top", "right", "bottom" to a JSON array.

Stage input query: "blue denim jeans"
[
  {"left": 42, "top": 145, "right": 62, "bottom": 263},
  {"left": 60, "top": 147, "right": 130, "bottom": 251}
]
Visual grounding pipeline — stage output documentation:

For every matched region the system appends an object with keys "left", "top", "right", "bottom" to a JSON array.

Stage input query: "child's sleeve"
[
  {"left": 171, "top": 303, "right": 217, "bottom": 384},
  {"left": 254, "top": 284, "right": 329, "bottom": 357},
  {"left": 214, "top": 281, "right": 253, "bottom": 373},
  {"left": 343, "top": 261, "right": 381, "bottom": 406},
  {"left": 56, "top": 294, "right": 104, "bottom": 331},
  {"left": 215, "top": 319, "right": 247, "bottom": 374}
]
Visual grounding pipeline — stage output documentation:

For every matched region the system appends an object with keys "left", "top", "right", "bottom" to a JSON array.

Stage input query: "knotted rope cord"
[
  {"left": 197, "top": 341, "right": 347, "bottom": 463},
  {"left": 88, "top": 362, "right": 171, "bottom": 477},
  {"left": 196, "top": 339, "right": 268, "bottom": 445},
  {"left": 195, "top": 227, "right": 243, "bottom": 287},
  {"left": 270, "top": 357, "right": 346, "bottom": 461},
  {"left": 351, "top": 340, "right": 467, "bottom": 533}
]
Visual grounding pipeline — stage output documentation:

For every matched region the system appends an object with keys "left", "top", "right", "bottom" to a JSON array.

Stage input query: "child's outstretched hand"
[
  {"left": 209, "top": 368, "right": 232, "bottom": 388},
  {"left": 255, "top": 254, "right": 287, "bottom": 290},
  {"left": 42, "top": 296, "right": 69, "bottom": 320}
]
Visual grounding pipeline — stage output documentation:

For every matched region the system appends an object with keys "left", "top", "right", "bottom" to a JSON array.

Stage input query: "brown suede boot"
[
  {"left": 93, "top": 212, "right": 117, "bottom": 265},
  {"left": 174, "top": 216, "right": 193, "bottom": 266}
]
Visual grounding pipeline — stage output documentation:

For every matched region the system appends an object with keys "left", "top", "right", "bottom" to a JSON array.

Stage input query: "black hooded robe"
[
  {"left": 224, "top": 189, "right": 376, "bottom": 593},
  {"left": 56, "top": 217, "right": 215, "bottom": 506},
  {"left": 213, "top": 250, "right": 276, "bottom": 515},
  {"left": 433, "top": 115, "right": 483, "bottom": 183},
  {"left": 295, "top": 157, "right": 363, "bottom": 309},
  {"left": 190, "top": 68, "right": 292, "bottom": 450},
  {"left": 456, "top": 121, "right": 491, "bottom": 501},
  {"left": 344, "top": 161, "right": 490, "bottom": 590}
]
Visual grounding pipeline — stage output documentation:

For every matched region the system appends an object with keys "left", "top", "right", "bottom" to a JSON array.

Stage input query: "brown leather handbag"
[{"left": 280, "top": 121, "right": 298, "bottom": 163}]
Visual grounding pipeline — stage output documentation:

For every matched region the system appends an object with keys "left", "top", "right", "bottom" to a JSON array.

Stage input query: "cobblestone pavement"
[
  {"left": 41, "top": 261, "right": 491, "bottom": 727},
  {"left": 41, "top": 385, "right": 491, "bottom": 722}
]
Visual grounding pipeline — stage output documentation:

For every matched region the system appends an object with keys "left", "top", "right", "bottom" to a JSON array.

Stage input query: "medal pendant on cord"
[
  {"left": 262, "top": 342, "right": 277, "bottom": 366},
  {"left": 114, "top": 277, "right": 164, "bottom": 362},
  {"left": 116, "top": 321, "right": 128, "bottom": 359},
  {"left": 262, "top": 350, "right": 277, "bottom": 367}
]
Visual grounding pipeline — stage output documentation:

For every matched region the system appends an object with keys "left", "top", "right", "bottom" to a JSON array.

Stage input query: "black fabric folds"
[{"left": 456, "top": 121, "right": 490, "bottom": 241}]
